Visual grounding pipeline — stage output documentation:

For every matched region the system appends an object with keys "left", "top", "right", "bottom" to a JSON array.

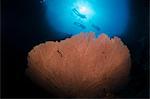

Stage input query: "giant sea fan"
[{"left": 27, "top": 33, "right": 131, "bottom": 98}]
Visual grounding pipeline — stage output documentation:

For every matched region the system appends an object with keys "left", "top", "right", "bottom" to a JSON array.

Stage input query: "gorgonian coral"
[{"left": 27, "top": 33, "right": 131, "bottom": 98}]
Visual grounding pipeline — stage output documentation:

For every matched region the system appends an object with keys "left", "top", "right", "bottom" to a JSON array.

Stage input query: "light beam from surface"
[{"left": 73, "top": 0, "right": 95, "bottom": 20}]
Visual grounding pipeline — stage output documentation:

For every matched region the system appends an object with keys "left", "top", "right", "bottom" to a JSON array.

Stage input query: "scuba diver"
[
  {"left": 91, "top": 24, "right": 101, "bottom": 31},
  {"left": 71, "top": 8, "right": 101, "bottom": 31},
  {"left": 72, "top": 8, "right": 87, "bottom": 19},
  {"left": 74, "top": 22, "right": 86, "bottom": 29}
]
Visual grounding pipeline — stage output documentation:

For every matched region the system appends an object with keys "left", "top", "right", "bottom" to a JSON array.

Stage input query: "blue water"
[{"left": 44, "top": 0, "right": 129, "bottom": 37}]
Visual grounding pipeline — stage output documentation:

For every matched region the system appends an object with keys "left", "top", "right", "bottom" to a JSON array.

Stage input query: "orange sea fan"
[{"left": 26, "top": 32, "right": 131, "bottom": 98}]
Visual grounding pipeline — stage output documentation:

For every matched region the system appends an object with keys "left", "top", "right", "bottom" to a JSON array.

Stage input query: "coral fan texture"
[{"left": 27, "top": 33, "right": 131, "bottom": 97}]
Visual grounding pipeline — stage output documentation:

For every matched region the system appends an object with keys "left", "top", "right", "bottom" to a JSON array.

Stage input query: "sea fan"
[{"left": 27, "top": 33, "right": 131, "bottom": 98}]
